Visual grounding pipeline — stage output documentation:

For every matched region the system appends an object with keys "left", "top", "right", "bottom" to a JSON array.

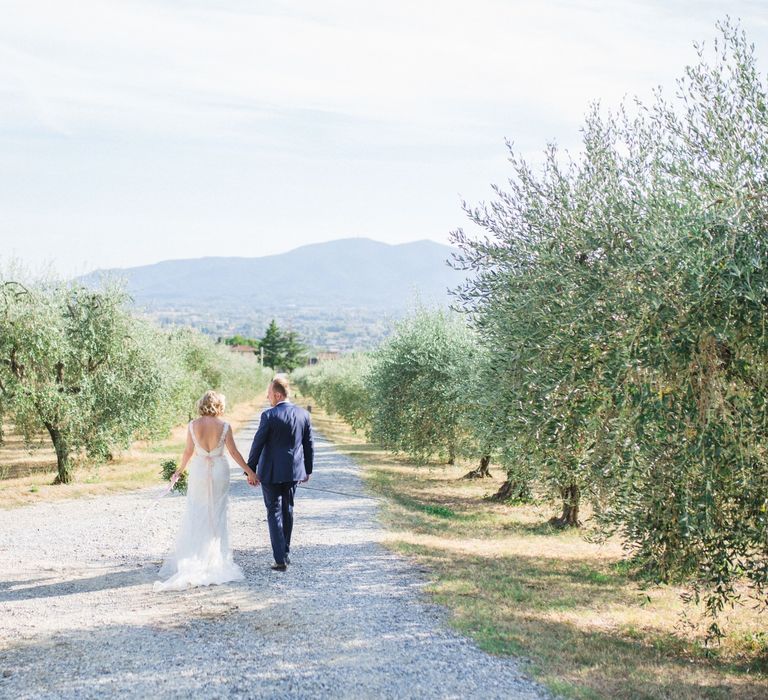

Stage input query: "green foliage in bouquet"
[{"left": 161, "top": 459, "right": 187, "bottom": 495}]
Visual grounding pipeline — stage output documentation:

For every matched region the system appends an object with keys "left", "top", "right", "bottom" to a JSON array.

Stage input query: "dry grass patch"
[
  {"left": 0, "top": 399, "right": 264, "bottom": 509},
  {"left": 301, "top": 401, "right": 768, "bottom": 700}
]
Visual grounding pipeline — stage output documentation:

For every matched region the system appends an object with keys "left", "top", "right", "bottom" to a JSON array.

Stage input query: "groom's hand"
[{"left": 300, "top": 474, "right": 310, "bottom": 483}]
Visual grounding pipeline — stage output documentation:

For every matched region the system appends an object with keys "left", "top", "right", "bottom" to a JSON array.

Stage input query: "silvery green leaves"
[
  {"left": 0, "top": 276, "right": 272, "bottom": 485},
  {"left": 451, "top": 19, "right": 768, "bottom": 630},
  {"left": 366, "top": 309, "right": 478, "bottom": 466},
  {"left": 292, "top": 353, "right": 373, "bottom": 431},
  {"left": 0, "top": 281, "right": 160, "bottom": 484}
]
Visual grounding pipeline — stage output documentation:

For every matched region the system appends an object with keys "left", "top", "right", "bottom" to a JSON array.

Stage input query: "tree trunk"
[
  {"left": 461, "top": 454, "right": 492, "bottom": 480},
  {"left": 45, "top": 423, "right": 73, "bottom": 484},
  {"left": 447, "top": 444, "right": 456, "bottom": 465},
  {"left": 549, "top": 484, "right": 581, "bottom": 528},
  {"left": 489, "top": 478, "right": 529, "bottom": 502}
]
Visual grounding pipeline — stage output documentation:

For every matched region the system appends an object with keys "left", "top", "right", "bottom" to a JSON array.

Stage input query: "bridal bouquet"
[{"left": 161, "top": 459, "right": 187, "bottom": 495}]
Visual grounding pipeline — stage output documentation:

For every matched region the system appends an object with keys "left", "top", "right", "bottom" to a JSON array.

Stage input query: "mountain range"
[
  {"left": 83, "top": 238, "right": 464, "bottom": 312},
  {"left": 81, "top": 239, "right": 466, "bottom": 350}
]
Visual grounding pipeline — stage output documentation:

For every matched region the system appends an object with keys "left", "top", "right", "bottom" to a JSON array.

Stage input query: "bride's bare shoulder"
[
  {"left": 189, "top": 416, "right": 226, "bottom": 435},
  {"left": 192, "top": 415, "right": 224, "bottom": 425}
]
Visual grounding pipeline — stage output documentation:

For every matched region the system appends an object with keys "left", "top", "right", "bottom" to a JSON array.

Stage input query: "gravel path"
[{"left": 0, "top": 417, "right": 551, "bottom": 699}]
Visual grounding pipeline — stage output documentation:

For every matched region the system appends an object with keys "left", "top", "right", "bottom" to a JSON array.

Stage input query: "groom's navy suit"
[{"left": 247, "top": 401, "right": 313, "bottom": 566}]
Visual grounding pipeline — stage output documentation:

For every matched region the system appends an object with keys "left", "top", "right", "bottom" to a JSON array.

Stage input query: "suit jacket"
[{"left": 247, "top": 401, "right": 314, "bottom": 484}]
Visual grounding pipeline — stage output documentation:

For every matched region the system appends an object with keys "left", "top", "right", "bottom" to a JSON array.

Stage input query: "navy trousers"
[{"left": 261, "top": 481, "right": 298, "bottom": 565}]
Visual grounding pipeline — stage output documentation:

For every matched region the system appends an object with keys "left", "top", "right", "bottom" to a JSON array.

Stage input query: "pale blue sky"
[{"left": 2, "top": 1, "right": 767, "bottom": 275}]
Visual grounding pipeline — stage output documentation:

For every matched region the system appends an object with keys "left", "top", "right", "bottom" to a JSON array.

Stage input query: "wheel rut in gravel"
[{"left": 0, "top": 417, "right": 552, "bottom": 699}]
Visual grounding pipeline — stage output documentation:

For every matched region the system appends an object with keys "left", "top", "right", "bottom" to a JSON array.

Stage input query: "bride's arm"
[
  {"left": 174, "top": 429, "right": 195, "bottom": 477},
  {"left": 225, "top": 427, "right": 258, "bottom": 481}
]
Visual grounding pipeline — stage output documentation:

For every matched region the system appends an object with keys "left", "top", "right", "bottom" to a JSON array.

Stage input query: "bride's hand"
[{"left": 245, "top": 469, "right": 259, "bottom": 487}]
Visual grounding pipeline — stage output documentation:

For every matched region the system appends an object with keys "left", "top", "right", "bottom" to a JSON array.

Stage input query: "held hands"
[
  {"left": 300, "top": 474, "right": 310, "bottom": 484},
  {"left": 244, "top": 469, "right": 260, "bottom": 487}
]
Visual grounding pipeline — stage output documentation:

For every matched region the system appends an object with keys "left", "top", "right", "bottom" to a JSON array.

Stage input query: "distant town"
[{"left": 143, "top": 303, "right": 396, "bottom": 354}]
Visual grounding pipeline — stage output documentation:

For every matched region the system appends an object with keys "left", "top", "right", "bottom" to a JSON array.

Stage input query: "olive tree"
[
  {"left": 453, "top": 19, "right": 768, "bottom": 624},
  {"left": 452, "top": 103, "right": 638, "bottom": 525},
  {"left": 367, "top": 309, "right": 478, "bottom": 464},
  {"left": 0, "top": 280, "right": 167, "bottom": 483},
  {"left": 0, "top": 277, "right": 272, "bottom": 484},
  {"left": 596, "top": 22, "right": 768, "bottom": 628},
  {"left": 292, "top": 354, "right": 373, "bottom": 431}
]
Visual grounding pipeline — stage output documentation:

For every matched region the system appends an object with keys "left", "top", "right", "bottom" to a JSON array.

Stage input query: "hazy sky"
[{"left": 2, "top": 1, "right": 767, "bottom": 275}]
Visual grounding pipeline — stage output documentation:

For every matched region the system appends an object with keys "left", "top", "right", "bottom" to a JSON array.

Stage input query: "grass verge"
[
  {"left": 0, "top": 399, "right": 263, "bottom": 509},
  {"left": 301, "top": 401, "right": 768, "bottom": 700}
]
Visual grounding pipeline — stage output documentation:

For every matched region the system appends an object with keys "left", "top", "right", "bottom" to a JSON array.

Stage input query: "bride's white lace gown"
[{"left": 153, "top": 421, "right": 244, "bottom": 592}]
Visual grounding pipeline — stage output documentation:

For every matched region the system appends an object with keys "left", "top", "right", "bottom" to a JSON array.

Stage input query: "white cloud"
[
  {"left": 4, "top": 0, "right": 751, "bottom": 135},
  {"left": 1, "top": 1, "right": 766, "bottom": 273}
]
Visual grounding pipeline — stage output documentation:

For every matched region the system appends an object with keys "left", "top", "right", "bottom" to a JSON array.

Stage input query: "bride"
[{"left": 153, "top": 390, "right": 257, "bottom": 592}]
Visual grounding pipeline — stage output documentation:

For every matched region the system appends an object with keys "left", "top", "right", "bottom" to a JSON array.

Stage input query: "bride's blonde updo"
[{"left": 197, "top": 390, "right": 226, "bottom": 417}]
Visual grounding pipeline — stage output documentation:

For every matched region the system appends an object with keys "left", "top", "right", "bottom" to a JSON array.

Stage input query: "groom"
[{"left": 247, "top": 376, "right": 314, "bottom": 571}]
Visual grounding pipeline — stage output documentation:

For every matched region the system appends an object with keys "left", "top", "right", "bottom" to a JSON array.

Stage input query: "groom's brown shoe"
[{"left": 271, "top": 563, "right": 287, "bottom": 572}]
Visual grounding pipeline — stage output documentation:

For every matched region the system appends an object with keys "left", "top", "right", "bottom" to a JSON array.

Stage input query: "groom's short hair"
[{"left": 271, "top": 376, "right": 290, "bottom": 398}]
